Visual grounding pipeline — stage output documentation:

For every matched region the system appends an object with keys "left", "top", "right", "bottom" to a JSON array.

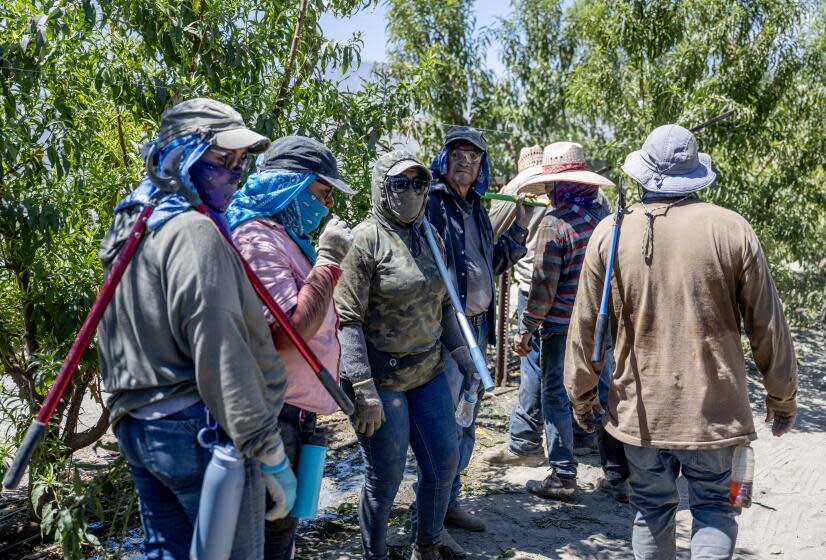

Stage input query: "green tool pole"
[{"left": 482, "top": 192, "right": 549, "bottom": 207}]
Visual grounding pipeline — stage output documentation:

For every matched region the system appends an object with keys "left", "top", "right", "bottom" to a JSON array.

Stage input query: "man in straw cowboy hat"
[
  {"left": 565, "top": 124, "right": 797, "bottom": 558},
  {"left": 485, "top": 144, "right": 630, "bottom": 502},
  {"left": 503, "top": 141, "right": 615, "bottom": 501}
]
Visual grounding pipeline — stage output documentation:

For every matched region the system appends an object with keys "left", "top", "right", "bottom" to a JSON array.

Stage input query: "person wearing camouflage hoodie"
[{"left": 335, "top": 150, "right": 477, "bottom": 560}]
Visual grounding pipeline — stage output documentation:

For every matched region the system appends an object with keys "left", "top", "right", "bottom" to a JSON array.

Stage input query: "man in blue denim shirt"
[{"left": 424, "top": 126, "right": 529, "bottom": 533}]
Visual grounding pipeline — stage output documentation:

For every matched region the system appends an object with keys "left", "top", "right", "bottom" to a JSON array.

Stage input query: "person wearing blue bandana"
[
  {"left": 419, "top": 126, "right": 530, "bottom": 539},
  {"left": 97, "top": 98, "right": 291, "bottom": 560},
  {"left": 227, "top": 135, "right": 355, "bottom": 559}
]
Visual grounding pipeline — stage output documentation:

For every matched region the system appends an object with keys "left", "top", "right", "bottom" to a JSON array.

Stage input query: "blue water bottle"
[
  {"left": 190, "top": 439, "right": 245, "bottom": 560},
  {"left": 291, "top": 428, "right": 327, "bottom": 519}
]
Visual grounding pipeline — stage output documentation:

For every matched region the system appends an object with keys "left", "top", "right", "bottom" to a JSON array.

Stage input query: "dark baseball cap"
[
  {"left": 158, "top": 98, "right": 270, "bottom": 153},
  {"left": 443, "top": 125, "right": 487, "bottom": 153},
  {"left": 257, "top": 135, "right": 355, "bottom": 195}
]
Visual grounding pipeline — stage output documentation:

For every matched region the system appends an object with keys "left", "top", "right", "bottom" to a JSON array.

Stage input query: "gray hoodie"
[{"left": 97, "top": 207, "right": 286, "bottom": 463}]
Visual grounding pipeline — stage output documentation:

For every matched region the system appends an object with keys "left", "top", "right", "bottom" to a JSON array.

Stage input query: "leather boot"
[{"left": 444, "top": 504, "right": 486, "bottom": 532}]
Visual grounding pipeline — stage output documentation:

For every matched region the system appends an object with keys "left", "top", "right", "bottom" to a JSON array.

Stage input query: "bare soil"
[{"left": 298, "top": 327, "right": 826, "bottom": 559}]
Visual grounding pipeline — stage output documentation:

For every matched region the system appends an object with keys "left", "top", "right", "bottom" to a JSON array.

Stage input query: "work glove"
[
  {"left": 352, "top": 379, "right": 385, "bottom": 437},
  {"left": 451, "top": 346, "right": 481, "bottom": 394},
  {"left": 261, "top": 458, "right": 298, "bottom": 521},
  {"left": 514, "top": 193, "right": 531, "bottom": 229},
  {"left": 765, "top": 408, "right": 796, "bottom": 437},
  {"left": 316, "top": 215, "right": 353, "bottom": 267},
  {"left": 572, "top": 392, "right": 605, "bottom": 434}
]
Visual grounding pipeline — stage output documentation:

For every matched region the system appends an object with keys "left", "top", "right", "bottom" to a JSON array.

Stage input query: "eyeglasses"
[
  {"left": 207, "top": 147, "right": 252, "bottom": 173},
  {"left": 448, "top": 149, "right": 483, "bottom": 164},
  {"left": 384, "top": 175, "right": 430, "bottom": 194}
]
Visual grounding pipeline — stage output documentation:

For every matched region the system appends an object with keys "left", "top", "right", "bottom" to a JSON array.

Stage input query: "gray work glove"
[
  {"left": 451, "top": 346, "right": 481, "bottom": 393},
  {"left": 353, "top": 379, "right": 385, "bottom": 437},
  {"left": 316, "top": 215, "right": 353, "bottom": 267}
]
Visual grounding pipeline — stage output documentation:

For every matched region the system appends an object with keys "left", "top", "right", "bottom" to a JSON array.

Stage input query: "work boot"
[
  {"left": 444, "top": 504, "right": 486, "bottom": 532},
  {"left": 598, "top": 477, "right": 630, "bottom": 503},
  {"left": 410, "top": 543, "right": 457, "bottom": 560},
  {"left": 573, "top": 434, "right": 598, "bottom": 455},
  {"left": 482, "top": 446, "right": 546, "bottom": 467},
  {"left": 439, "top": 528, "right": 467, "bottom": 558},
  {"left": 526, "top": 472, "right": 578, "bottom": 501}
]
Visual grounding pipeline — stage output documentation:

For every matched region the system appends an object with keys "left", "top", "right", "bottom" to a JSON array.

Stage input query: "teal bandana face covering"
[{"left": 295, "top": 188, "right": 329, "bottom": 234}]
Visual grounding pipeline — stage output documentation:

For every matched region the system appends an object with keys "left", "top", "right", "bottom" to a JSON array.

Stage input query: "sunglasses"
[
  {"left": 207, "top": 147, "right": 252, "bottom": 174},
  {"left": 448, "top": 149, "right": 483, "bottom": 164},
  {"left": 384, "top": 175, "right": 430, "bottom": 194}
]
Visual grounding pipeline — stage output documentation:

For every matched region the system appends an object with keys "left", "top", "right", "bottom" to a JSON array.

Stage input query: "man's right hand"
[
  {"left": 512, "top": 331, "right": 532, "bottom": 356},
  {"left": 353, "top": 379, "right": 385, "bottom": 437}
]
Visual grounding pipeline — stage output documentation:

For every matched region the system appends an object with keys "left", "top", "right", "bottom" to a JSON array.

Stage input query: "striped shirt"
[{"left": 522, "top": 202, "right": 609, "bottom": 336}]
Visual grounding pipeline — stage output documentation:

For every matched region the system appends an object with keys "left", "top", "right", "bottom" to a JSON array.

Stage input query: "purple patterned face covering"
[
  {"left": 189, "top": 158, "right": 243, "bottom": 213},
  {"left": 550, "top": 181, "right": 599, "bottom": 206}
]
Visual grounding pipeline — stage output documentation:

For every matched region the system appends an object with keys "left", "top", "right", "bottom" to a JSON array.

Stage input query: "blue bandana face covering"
[
  {"left": 189, "top": 158, "right": 243, "bottom": 213},
  {"left": 294, "top": 188, "right": 329, "bottom": 234}
]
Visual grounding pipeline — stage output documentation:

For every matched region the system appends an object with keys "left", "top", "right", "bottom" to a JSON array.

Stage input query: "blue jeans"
[
  {"left": 624, "top": 444, "right": 739, "bottom": 560},
  {"left": 441, "top": 317, "right": 488, "bottom": 509},
  {"left": 507, "top": 292, "right": 576, "bottom": 478},
  {"left": 356, "top": 372, "right": 459, "bottom": 560},
  {"left": 115, "top": 403, "right": 264, "bottom": 560}
]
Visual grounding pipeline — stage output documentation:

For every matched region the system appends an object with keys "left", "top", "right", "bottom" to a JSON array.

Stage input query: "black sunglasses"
[
  {"left": 384, "top": 175, "right": 430, "bottom": 194},
  {"left": 207, "top": 147, "right": 253, "bottom": 174}
]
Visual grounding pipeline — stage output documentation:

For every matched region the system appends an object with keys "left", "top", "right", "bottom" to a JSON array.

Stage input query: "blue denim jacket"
[{"left": 426, "top": 180, "right": 528, "bottom": 345}]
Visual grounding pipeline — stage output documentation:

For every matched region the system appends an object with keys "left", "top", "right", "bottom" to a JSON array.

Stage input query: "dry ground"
[{"left": 297, "top": 327, "right": 826, "bottom": 559}]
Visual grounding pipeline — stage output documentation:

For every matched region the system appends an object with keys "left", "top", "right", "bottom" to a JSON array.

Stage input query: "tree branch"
[
  {"left": 272, "top": 0, "right": 309, "bottom": 117},
  {"left": 64, "top": 407, "right": 110, "bottom": 452},
  {"left": 116, "top": 109, "right": 129, "bottom": 171}
]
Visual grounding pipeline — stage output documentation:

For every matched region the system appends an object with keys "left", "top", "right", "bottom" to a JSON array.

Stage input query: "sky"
[{"left": 319, "top": 1, "right": 512, "bottom": 76}]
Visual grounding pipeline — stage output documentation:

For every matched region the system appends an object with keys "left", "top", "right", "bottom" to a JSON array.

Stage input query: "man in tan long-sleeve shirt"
[{"left": 565, "top": 124, "right": 797, "bottom": 560}]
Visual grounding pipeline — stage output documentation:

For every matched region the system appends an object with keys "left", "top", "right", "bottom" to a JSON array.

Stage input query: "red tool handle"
[
  {"left": 195, "top": 205, "right": 354, "bottom": 417},
  {"left": 4, "top": 203, "right": 155, "bottom": 490}
]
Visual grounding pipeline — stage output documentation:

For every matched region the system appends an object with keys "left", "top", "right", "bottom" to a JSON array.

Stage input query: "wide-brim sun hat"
[
  {"left": 158, "top": 97, "right": 270, "bottom": 153},
  {"left": 257, "top": 135, "right": 355, "bottom": 195},
  {"left": 519, "top": 142, "right": 614, "bottom": 195},
  {"left": 621, "top": 124, "right": 716, "bottom": 194}
]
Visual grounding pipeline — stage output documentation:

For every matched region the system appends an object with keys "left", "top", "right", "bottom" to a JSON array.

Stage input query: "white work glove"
[
  {"left": 316, "top": 215, "right": 353, "bottom": 267},
  {"left": 261, "top": 458, "right": 298, "bottom": 520}
]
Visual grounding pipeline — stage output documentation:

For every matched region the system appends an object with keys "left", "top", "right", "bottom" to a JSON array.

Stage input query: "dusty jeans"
[
  {"left": 115, "top": 403, "right": 264, "bottom": 560},
  {"left": 354, "top": 372, "right": 459, "bottom": 560},
  {"left": 624, "top": 444, "right": 739, "bottom": 560}
]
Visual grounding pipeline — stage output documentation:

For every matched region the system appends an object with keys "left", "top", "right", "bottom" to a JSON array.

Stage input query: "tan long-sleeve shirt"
[{"left": 565, "top": 199, "right": 797, "bottom": 449}]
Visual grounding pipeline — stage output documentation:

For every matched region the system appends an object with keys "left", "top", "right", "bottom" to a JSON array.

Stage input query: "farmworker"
[
  {"left": 335, "top": 150, "right": 478, "bottom": 560},
  {"left": 509, "top": 142, "right": 615, "bottom": 501},
  {"left": 423, "top": 126, "right": 529, "bottom": 534},
  {"left": 226, "top": 135, "right": 355, "bottom": 558},
  {"left": 566, "top": 124, "right": 798, "bottom": 559},
  {"left": 98, "top": 98, "right": 290, "bottom": 560},
  {"left": 485, "top": 144, "right": 629, "bottom": 502}
]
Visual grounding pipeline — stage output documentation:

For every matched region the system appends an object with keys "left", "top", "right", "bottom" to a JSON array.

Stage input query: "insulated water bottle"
[
  {"left": 455, "top": 378, "right": 480, "bottom": 428},
  {"left": 728, "top": 443, "right": 754, "bottom": 508},
  {"left": 190, "top": 443, "right": 246, "bottom": 560},
  {"left": 292, "top": 429, "right": 328, "bottom": 519}
]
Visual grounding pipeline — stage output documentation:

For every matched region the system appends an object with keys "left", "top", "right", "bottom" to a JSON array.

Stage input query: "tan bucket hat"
[
  {"left": 498, "top": 145, "right": 545, "bottom": 195},
  {"left": 519, "top": 142, "right": 614, "bottom": 194}
]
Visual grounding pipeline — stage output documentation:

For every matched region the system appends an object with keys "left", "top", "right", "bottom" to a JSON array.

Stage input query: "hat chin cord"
[{"left": 638, "top": 188, "right": 693, "bottom": 264}]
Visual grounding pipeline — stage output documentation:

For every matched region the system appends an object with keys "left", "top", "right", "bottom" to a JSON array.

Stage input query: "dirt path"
[{"left": 298, "top": 327, "right": 826, "bottom": 559}]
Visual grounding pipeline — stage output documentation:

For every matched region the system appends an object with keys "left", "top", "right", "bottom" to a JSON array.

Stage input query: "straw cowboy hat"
[
  {"left": 519, "top": 142, "right": 614, "bottom": 195},
  {"left": 497, "top": 145, "right": 545, "bottom": 196}
]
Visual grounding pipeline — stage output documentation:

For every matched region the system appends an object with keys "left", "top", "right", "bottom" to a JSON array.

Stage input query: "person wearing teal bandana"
[{"left": 227, "top": 135, "right": 355, "bottom": 559}]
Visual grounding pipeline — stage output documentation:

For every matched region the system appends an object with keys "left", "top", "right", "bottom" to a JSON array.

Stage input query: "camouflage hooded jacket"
[{"left": 334, "top": 151, "right": 450, "bottom": 391}]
